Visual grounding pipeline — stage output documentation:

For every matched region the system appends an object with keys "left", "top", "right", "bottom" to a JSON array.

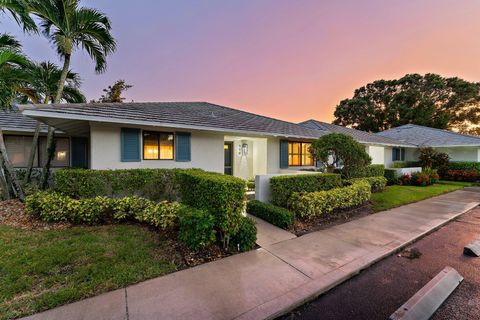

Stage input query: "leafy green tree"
[
  {"left": 94, "top": 79, "right": 132, "bottom": 103},
  {"left": 310, "top": 133, "right": 371, "bottom": 178},
  {"left": 333, "top": 74, "right": 480, "bottom": 132},
  {"left": 28, "top": 0, "right": 116, "bottom": 188}
]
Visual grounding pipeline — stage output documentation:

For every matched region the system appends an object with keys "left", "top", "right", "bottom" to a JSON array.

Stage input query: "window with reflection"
[
  {"left": 143, "top": 131, "right": 174, "bottom": 160},
  {"left": 288, "top": 142, "right": 314, "bottom": 166},
  {"left": 39, "top": 137, "right": 70, "bottom": 167}
]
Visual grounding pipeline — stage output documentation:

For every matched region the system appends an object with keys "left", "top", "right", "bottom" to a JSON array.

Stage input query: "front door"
[{"left": 224, "top": 142, "right": 233, "bottom": 175}]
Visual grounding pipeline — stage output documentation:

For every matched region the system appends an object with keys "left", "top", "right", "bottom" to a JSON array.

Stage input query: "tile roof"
[
  {"left": 0, "top": 110, "right": 49, "bottom": 133},
  {"left": 299, "top": 119, "right": 413, "bottom": 147},
  {"left": 377, "top": 124, "right": 480, "bottom": 147},
  {"left": 20, "top": 102, "right": 327, "bottom": 139}
]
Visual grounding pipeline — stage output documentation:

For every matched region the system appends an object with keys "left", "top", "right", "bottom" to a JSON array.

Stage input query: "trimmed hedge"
[
  {"left": 384, "top": 168, "right": 398, "bottom": 185},
  {"left": 288, "top": 180, "right": 371, "bottom": 219},
  {"left": 54, "top": 168, "right": 178, "bottom": 200},
  {"left": 176, "top": 169, "right": 247, "bottom": 238},
  {"left": 347, "top": 176, "right": 387, "bottom": 193},
  {"left": 446, "top": 162, "right": 480, "bottom": 172},
  {"left": 178, "top": 207, "right": 217, "bottom": 250},
  {"left": 346, "top": 164, "right": 385, "bottom": 179},
  {"left": 270, "top": 173, "right": 342, "bottom": 208},
  {"left": 247, "top": 200, "right": 294, "bottom": 229},
  {"left": 443, "top": 170, "right": 480, "bottom": 182},
  {"left": 25, "top": 191, "right": 181, "bottom": 227}
]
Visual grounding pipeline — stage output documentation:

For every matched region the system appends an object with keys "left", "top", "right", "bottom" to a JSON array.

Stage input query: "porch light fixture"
[{"left": 242, "top": 143, "right": 248, "bottom": 156}]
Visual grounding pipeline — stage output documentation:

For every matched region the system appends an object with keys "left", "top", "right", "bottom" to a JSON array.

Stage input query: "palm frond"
[
  {"left": 0, "top": 33, "right": 21, "bottom": 51},
  {"left": 0, "top": 0, "right": 37, "bottom": 32}
]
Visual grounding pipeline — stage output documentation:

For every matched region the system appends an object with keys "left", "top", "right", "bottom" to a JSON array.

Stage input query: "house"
[
  {"left": 14, "top": 102, "right": 411, "bottom": 180},
  {"left": 377, "top": 124, "right": 480, "bottom": 162},
  {"left": 299, "top": 120, "right": 415, "bottom": 168},
  {"left": 0, "top": 110, "right": 88, "bottom": 169}
]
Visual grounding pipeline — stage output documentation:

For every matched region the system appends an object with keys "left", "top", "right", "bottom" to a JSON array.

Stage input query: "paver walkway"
[{"left": 22, "top": 190, "right": 480, "bottom": 320}]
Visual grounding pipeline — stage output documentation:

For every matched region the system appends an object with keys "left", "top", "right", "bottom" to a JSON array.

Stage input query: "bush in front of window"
[
  {"left": 270, "top": 173, "right": 342, "bottom": 208},
  {"left": 247, "top": 200, "right": 294, "bottom": 229},
  {"left": 418, "top": 147, "right": 450, "bottom": 169},
  {"left": 288, "top": 180, "right": 371, "bottom": 220}
]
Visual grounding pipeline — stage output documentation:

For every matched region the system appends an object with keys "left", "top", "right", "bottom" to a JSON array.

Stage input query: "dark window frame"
[
  {"left": 142, "top": 130, "right": 175, "bottom": 160},
  {"left": 288, "top": 141, "right": 314, "bottom": 167},
  {"left": 392, "top": 147, "right": 406, "bottom": 161}
]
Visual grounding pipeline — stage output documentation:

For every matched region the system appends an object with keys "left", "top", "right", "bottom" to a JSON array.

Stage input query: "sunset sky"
[{"left": 2, "top": 0, "right": 480, "bottom": 123}]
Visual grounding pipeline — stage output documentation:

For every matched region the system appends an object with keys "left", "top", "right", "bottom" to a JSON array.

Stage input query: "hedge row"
[
  {"left": 384, "top": 168, "right": 398, "bottom": 185},
  {"left": 442, "top": 170, "right": 480, "bottom": 182},
  {"left": 445, "top": 162, "right": 480, "bottom": 172},
  {"left": 350, "top": 164, "right": 386, "bottom": 178},
  {"left": 347, "top": 176, "right": 387, "bottom": 193},
  {"left": 399, "top": 169, "right": 439, "bottom": 186},
  {"left": 270, "top": 173, "right": 342, "bottom": 208},
  {"left": 247, "top": 200, "right": 295, "bottom": 229},
  {"left": 288, "top": 180, "right": 371, "bottom": 219},
  {"left": 26, "top": 191, "right": 180, "bottom": 226}
]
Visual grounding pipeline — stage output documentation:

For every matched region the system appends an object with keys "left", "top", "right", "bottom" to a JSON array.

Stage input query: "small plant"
[
  {"left": 230, "top": 217, "right": 257, "bottom": 252},
  {"left": 384, "top": 168, "right": 398, "bottom": 185}
]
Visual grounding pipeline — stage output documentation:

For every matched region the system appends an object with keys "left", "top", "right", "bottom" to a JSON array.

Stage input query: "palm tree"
[
  {"left": 0, "top": 33, "right": 28, "bottom": 200},
  {"left": 17, "top": 61, "right": 86, "bottom": 183},
  {"left": 28, "top": 0, "right": 116, "bottom": 187},
  {"left": 0, "top": 0, "right": 36, "bottom": 32}
]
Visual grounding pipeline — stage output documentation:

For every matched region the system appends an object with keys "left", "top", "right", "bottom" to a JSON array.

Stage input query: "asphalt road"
[{"left": 278, "top": 206, "right": 480, "bottom": 320}]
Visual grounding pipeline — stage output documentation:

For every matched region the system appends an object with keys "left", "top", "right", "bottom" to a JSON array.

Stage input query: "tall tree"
[
  {"left": 0, "top": 33, "right": 27, "bottom": 200},
  {"left": 0, "top": 0, "right": 36, "bottom": 32},
  {"left": 28, "top": 0, "right": 116, "bottom": 187},
  {"left": 94, "top": 79, "right": 132, "bottom": 103},
  {"left": 18, "top": 61, "right": 86, "bottom": 183},
  {"left": 333, "top": 73, "right": 480, "bottom": 132}
]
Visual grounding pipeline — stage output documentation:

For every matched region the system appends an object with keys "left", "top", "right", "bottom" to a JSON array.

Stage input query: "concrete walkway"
[
  {"left": 22, "top": 190, "right": 480, "bottom": 320},
  {"left": 247, "top": 214, "right": 296, "bottom": 247}
]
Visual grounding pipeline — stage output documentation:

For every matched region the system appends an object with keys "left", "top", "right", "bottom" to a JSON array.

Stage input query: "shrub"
[
  {"left": 310, "top": 133, "right": 371, "bottom": 179},
  {"left": 399, "top": 169, "right": 439, "bottom": 186},
  {"left": 136, "top": 201, "right": 181, "bottom": 229},
  {"left": 349, "top": 164, "right": 385, "bottom": 178},
  {"left": 230, "top": 217, "right": 257, "bottom": 252},
  {"left": 270, "top": 173, "right": 342, "bottom": 207},
  {"left": 176, "top": 169, "right": 246, "bottom": 240},
  {"left": 445, "top": 162, "right": 480, "bottom": 171},
  {"left": 247, "top": 200, "right": 294, "bottom": 229},
  {"left": 288, "top": 180, "right": 371, "bottom": 219},
  {"left": 443, "top": 170, "right": 480, "bottom": 182},
  {"left": 392, "top": 161, "right": 408, "bottom": 168},
  {"left": 54, "top": 168, "right": 178, "bottom": 200},
  {"left": 247, "top": 179, "right": 255, "bottom": 191},
  {"left": 112, "top": 196, "right": 150, "bottom": 220},
  {"left": 178, "top": 207, "right": 217, "bottom": 250},
  {"left": 418, "top": 147, "right": 450, "bottom": 169},
  {"left": 347, "top": 176, "right": 387, "bottom": 193},
  {"left": 384, "top": 168, "right": 398, "bottom": 185}
]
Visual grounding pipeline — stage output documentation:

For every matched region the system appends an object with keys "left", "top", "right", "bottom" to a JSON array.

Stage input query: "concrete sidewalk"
[{"left": 22, "top": 190, "right": 480, "bottom": 320}]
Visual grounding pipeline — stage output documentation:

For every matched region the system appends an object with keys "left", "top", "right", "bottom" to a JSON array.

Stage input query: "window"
[
  {"left": 288, "top": 142, "right": 314, "bottom": 166},
  {"left": 4, "top": 135, "right": 37, "bottom": 167},
  {"left": 392, "top": 147, "right": 405, "bottom": 161},
  {"left": 39, "top": 137, "right": 70, "bottom": 167},
  {"left": 143, "top": 131, "right": 174, "bottom": 160}
]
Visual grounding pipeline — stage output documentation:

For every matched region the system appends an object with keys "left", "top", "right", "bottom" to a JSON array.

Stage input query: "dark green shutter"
[
  {"left": 175, "top": 132, "right": 191, "bottom": 162},
  {"left": 280, "top": 140, "right": 289, "bottom": 168},
  {"left": 121, "top": 128, "right": 140, "bottom": 162}
]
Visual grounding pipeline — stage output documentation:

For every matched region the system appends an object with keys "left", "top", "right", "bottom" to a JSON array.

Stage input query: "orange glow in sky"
[{"left": 3, "top": 1, "right": 480, "bottom": 123}]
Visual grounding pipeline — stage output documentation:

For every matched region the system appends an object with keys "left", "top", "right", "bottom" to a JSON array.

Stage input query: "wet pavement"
[{"left": 279, "top": 206, "right": 480, "bottom": 320}]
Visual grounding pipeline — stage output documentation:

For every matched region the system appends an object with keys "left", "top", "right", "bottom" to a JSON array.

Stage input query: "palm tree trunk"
[
  {"left": 0, "top": 128, "right": 25, "bottom": 201},
  {"left": 0, "top": 160, "right": 10, "bottom": 200},
  {"left": 42, "top": 53, "right": 71, "bottom": 188},
  {"left": 24, "top": 121, "right": 41, "bottom": 184}
]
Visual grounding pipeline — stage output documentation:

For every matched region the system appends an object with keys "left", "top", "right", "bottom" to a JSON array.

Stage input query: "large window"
[
  {"left": 288, "top": 142, "right": 314, "bottom": 166},
  {"left": 39, "top": 137, "right": 70, "bottom": 167},
  {"left": 392, "top": 147, "right": 405, "bottom": 161},
  {"left": 4, "top": 135, "right": 36, "bottom": 167},
  {"left": 143, "top": 131, "right": 174, "bottom": 160},
  {"left": 4, "top": 135, "right": 70, "bottom": 167}
]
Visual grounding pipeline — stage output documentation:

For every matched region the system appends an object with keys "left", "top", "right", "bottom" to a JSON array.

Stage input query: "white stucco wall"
[
  {"left": 383, "top": 146, "right": 393, "bottom": 167},
  {"left": 434, "top": 147, "right": 480, "bottom": 162},
  {"left": 266, "top": 137, "right": 280, "bottom": 174},
  {"left": 89, "top": 123, "right": 224, "bottom": 172},
  {"left": 366, "top": 145, "right": 385, "bottom": 165}
]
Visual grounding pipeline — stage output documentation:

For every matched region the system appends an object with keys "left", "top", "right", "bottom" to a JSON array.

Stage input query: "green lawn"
[
  {"left": 371, "top": 181, "right": 473, "bottom": 212},
  {"left": 0, "top": 224, "right": 178, "bottom": 320}
]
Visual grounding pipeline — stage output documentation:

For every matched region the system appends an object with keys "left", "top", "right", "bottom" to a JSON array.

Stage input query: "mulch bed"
[
  {"left": 0, "top": 199, "right": 71, "bottom": 230},
  {"left": 292, "top": 202, "right": 374, "bottom": 236}
]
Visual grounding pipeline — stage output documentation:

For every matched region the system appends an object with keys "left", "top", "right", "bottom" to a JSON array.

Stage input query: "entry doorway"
[{"left": 224, "top": 142, "right": 233, "bottom": 175}]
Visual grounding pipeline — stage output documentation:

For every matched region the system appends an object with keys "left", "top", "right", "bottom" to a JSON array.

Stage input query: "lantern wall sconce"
[{"left": 242, "top": 143, "right": 248, "bottom": 156}]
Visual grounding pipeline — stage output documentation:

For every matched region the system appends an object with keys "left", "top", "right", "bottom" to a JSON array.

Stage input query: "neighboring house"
[
  {"left": 0, "top": 110, "right": 88, "bottom": 169},
  {"left": 377, "top": 124, "right": 480, "bottom": 162},
  {"left": 299, "top": 119, "right": 415, "bottom": 168}
]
